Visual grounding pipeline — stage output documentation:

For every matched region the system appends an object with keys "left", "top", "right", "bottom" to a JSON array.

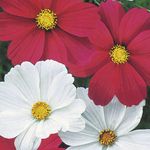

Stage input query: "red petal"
[
  {"left": 89, "top": 63, "right": 146, "bottom": 106},
  {"left": 0, "top": 137, "right": 15, "bottom": 150},
  {"left": 52, "top": 0, "right": 82, "bottom": 15},
  {"left": 119, "top": 8, "right": 150, "bottom": 45},
  {"left": 0, "top": 0, "right": 40, "bottom": 18},
  {"left": 128, "top": 30, "right": 150, "bottom": 85},
  {"left": 0, "top": 12, "right": 35, "bottom": 41},
  {"left": 57, "top": 2, "right": 99, "bottom": 37},
  {"left": 117, "top": 63, "right": 146, "bottom": 106},
  {"left": 55, "top": 29, "right": 101, "bottom": 77},
  {"left": 69, "top": 51, "right": 109, "bottom": 77},
  {"left": 99, "top": 0, "right": 125, "bottom": 42},
  {"left": 89, "top": 21, "right": 114, "bottom": 51},
  {"left": 8, "top": 29, "right": 45, "bottom": 65},
  {"left": 89, "top": 63, "right": 119, "bottom": 106},
  {"left": 41, "top": 30, "right": 67, "bottom": 64},
  {"left": 38, "top": 134, "right": 64, "bottom": 150}
]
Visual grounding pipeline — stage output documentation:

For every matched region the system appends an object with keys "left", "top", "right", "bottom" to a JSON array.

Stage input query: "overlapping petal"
[
  {"left": 119, "top": 8, "right": 150, "bottom": 45},
  {"left": 128, "top": 30, "right": 150, "bottom": 85},
  {"left": 0, "top": 12, "right": 35, "bottom": 41},
  {"left": 7, "top": 29, "right": 45, "bottom": 65},
  {"left": 99, "top": 0, "right": 125, "bottom": 42},
  {"left": 58, "top": 2, "right": 99, "bottom": 37},
  {"left": 89, "top": 63, "right": 146, "bottom": 106},
  {"left": 0, "top": 0, "right": 40, "bottom": 18}
]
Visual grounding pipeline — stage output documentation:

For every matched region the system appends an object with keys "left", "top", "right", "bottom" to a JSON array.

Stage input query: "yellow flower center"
[
  {"left": 36, "top": 9, "right": 57, "bottom": 30},
  {"left": 109, "top": 45, "right": 129, "bottom": 64},
  {"left": 99, "top": 129, "right": 117, "bottom": 146},
  {"left": 32, "top": 101, "right": 52, "bottom": 120}
]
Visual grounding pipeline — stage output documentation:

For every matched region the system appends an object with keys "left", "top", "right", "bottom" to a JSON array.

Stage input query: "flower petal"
[
  {"left": 103, "top": 96, "right": 127, "bottom": 130},
  {"left": 5, "top": 62, "right": 40, "bottom": 104},
  {"left": 67, "top": 142, "right": 102, "bottom": 150},
  {"left": 116, "top": 130, "right": 150, "bottom": 150},
  {"left": 35, "top": 60, "right": 67, "bottom": 101},
  {"left": 38, "top": 134, "right": 63, "bottom": 150},
  {"left": 0, "top": 0, "right": 40, "bottom": 18},
  {"left": 0, "top": 110, "right": 33, "bottom": 138},
  {"left": 55, "top": 29, "right": 95, "bottom": 64},
  {"left": 41, "top": 30, "right": 67, "bottom": 64},
  {"left": 117, "top": 63, "right": 146, "bottom": 106},
  {"left": 69, "top": 50, "right": 109, "bottom": 78},
  {"left": 99, "top": 0, "right": 125, "bottom": 42},
  {"left": 76, "top": 88, "right": 107, "bottom": 131},
  {"left": 0, "top": 82, "right": 30, "bottom": 111},
  {"left": 15, "top": 122, "right": 41, "bottom": 150},
  {"left": 56, "top": 29, "right": 103, "bottom": 77},
  {"left": 89, "top": 63, "right": 119, "bottom": 106},
  {"left": 8, "top": 29, "right": 45, "bottom": 65},
  {"left": 0, "top": 137, "right": 15, "bottom": 150},
  {"left": 47, "top": 71, "right": 76, "bottom": 111},
  {"left": 35, "top": 120, "right": 61, "bottom": 139},
  {"left": 119, "top": 8, "right": 150, "bottom": 45},
  {"left": 51, "top": 99, "right": 86, "bottom": 132},
  {"left": 0, "top": 12, "right": 35, "bottom": 41},
  {"left": 89, "top": 63, "right": 146, "bottom": 106},
  {"left": 89, "top": 21, "right": 114, "bottom": 51},
  {"left": 59, "top": 122, "right": 99, "bottom": 147},
  {"left": 128, "top": 30, "right": 150, "bottom": 85},
  {"left": 52, "top": 0, "right": 81, "bottom": 15},
  {"left": 116, "top": 101, "right": 145, "bottom": 136},
  {"left": 58, "top": 2, "right": 99, "bottom": 37}
]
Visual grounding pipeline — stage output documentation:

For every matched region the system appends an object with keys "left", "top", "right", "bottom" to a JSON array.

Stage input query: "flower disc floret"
[{"left": 36, "top": 9, "right": 57, "bottom": 30}]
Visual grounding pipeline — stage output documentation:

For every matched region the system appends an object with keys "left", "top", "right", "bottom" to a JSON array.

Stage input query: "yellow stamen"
[
  {"left": 32, "top": 101, "right": 52, "bottom": 120},
  {"left": 36, "top": 9, "right": 57, "bottom": 30},
  {"left": 109, "top": 45, "right": 129, "bottom": 64},
  {"left": 99, "top": 129, "right": 117, "bottom": 146}
]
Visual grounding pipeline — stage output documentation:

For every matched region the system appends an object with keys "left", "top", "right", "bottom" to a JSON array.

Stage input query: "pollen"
[
  {"left": 109, "top": 45, "right": 130, "bottom": 64},
  {"left": 36, "top": 9, "right": 57, "bottom": 30},
  {"left": 99, "top": 129, "right": 117, "bottom": 146},
  {"left": 32, "top": 101, "right": 52, "bottom": 120}
]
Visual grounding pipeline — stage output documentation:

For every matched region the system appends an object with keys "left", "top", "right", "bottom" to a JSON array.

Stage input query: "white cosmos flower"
[
  {"left": 0, "top": 60, "right": 86, "bottom": 150},
  {"left": 59, "top": 88, "right": 150, "bottom": 150}
]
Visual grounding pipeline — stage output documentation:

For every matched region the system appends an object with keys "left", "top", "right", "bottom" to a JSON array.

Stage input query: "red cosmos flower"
[
  {"left": 0, "top": 134, "right": 64, "bottom": 150},
  {"left": 70, "top": 0, "right": 150, "bottom": 106},
  {"left": 0, "top": 0, "right": 98, "bottom": 65}
]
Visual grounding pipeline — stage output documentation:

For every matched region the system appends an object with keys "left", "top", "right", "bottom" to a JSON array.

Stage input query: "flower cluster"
[{"left": 0, "top": 0, "right": 150, "bottom": 150}]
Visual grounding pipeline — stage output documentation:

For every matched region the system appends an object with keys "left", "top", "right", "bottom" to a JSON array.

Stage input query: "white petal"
[
  {"left": 103, "top": 96, "right": 127, "bottom": 130},
  {"left": 76, "top": 88, "right": 107, "bottom": 130},
  {"left": 48, "top": 71, "right": 75, "bottom": 111},
  {"left": 0, "top": 110, "right": 33, "bottom": 138},
  {"left": 115, "top": 130, "right": 150, "bottom": 150},
  {"left": 51, "top": 99, "right": 86, "bottom": 132},
  {"left": 0, "top": 82, "right": 30, "bottom": 111},
  {"left": 59, "top": 121, "right": 99, "bottom": 146},
  {"left": 15, "top": 122, "right": 41, "bottom": 150},
  {"left": 116, "top": 100, "right": 145, "bottom": 136},
  {"left": 5, "top": 62, "right": 40, "bottom": 103},
  {"left": 35, "top": 60, "right": 68, "bottom": 101},
  {"left": 35, "top": 119, "right": 61, "bottom": 139},
  {"left": 67, "top": 142, "right": 102, "bottom": 150},
  {"left": 67, "top": 117, "right": 85, "bottom": 132}
]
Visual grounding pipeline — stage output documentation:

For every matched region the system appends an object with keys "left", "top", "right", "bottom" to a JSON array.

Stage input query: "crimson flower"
[
  {"left": 70, "top": 0, "right": 150, "bottom": 106},
  {"left": 0, "top": 134, "right": 64, "bottom": 150},
  {"left": 0, "top": 0, "right": 98, "bottom": 65}
]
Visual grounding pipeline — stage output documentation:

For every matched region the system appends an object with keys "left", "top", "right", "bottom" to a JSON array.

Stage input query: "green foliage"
[{"left": 0, "top": 0, "right": 150, "bottom": 129}]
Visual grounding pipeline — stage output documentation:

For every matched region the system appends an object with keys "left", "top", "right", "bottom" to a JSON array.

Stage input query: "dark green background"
[{"left": 0, "top": 0, "right": 150, "bottom": 129}]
